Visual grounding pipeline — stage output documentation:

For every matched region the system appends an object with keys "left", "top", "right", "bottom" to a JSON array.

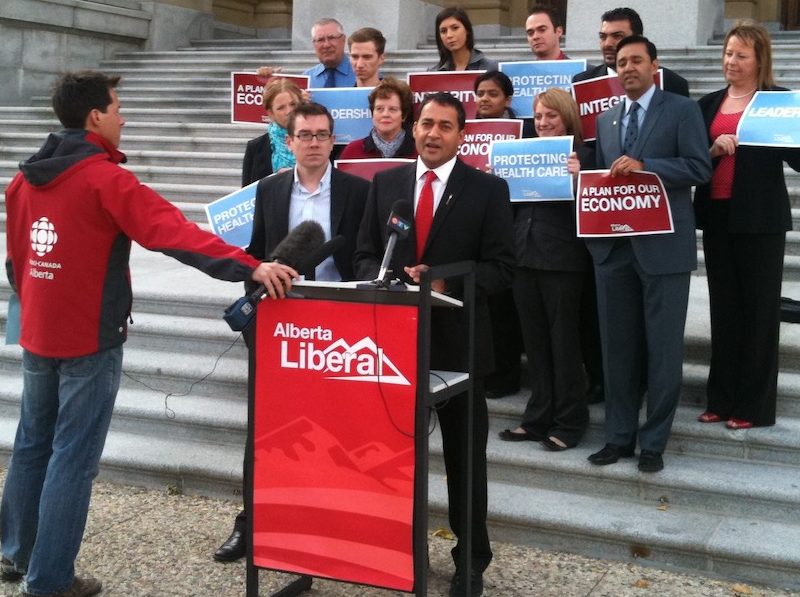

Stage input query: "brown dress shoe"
[{"left": 22, "top": 575, "right": 102, "bottom": 597}]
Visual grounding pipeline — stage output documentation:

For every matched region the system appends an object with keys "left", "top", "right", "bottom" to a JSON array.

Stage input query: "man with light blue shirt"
[
  {"left": 304, "top": 18, "right": 356, "bottom": 88},
  {"left": 213, "top": 102, "right": 368, "bottom": 562},
  {"left": 584, "top": 36, "right": 711, "bottom": 474}
]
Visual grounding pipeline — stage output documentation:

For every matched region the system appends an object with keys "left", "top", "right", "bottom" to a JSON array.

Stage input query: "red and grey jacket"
[{"left": 5, "top": 129, "right": 261, "bottom": 358}]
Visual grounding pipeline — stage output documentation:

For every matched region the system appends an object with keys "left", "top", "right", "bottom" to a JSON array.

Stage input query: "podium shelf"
[{"left": 428, "top": 370, "right": 470, "bottom": 404}]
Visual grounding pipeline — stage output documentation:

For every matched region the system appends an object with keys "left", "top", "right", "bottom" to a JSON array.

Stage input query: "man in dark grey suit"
[
  {"left": 214, "top": 102, "right": 369, "bottom": 562},
  {"left": 585, "top": 36, "right": 711, "bottom": 473},
  {"left": 572, "top": 7, "right": 689, "bottom": 97},
  {"left": 354, "top": 93, "right": 514, "bottom": 596}
]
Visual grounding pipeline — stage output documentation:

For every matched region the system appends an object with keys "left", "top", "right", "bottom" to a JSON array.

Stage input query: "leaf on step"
[
  {"left": 432, "top": 527, "right": 455, "bottom": 540},
  {"left": 731, "top": 583, "right": 753, "bottom": 595},
  {"left": 657, "top": 503, "right": 669, "bottom": 511},
  {"left": 633, "top": 578, "right": 650, "bottom": 589}
]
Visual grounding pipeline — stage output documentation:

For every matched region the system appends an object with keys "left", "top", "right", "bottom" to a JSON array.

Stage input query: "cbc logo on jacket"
[{"left": 30, "top": 217, "right": 58, "bottom": 257}]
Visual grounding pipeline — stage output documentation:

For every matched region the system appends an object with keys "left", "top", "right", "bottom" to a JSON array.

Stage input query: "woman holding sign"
[
  {"left": 241, "top": 78, "right": 303, "bottom": 186},
  {"left": 498, "top": 88, "right": 593, "bottom": 450},
  {"left": 339, "top": 77, "right": 417, "bottom": 160},
  {"left": 694, "top": 20, "right": 800, "bottom": 430},
  {"left": 430, "top": 7, "right": 497, "bottom": 72}
]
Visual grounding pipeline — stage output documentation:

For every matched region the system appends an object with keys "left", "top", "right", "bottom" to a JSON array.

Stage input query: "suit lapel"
[
  {"left": 395, "top": 164, "right": 418, "bottom": 267},
  {"left": 422, "top": 159, "right": 467, "bottom": 257},
  {"left": 272, "top": 171, "right": 292, "bottom": 241},
  {"left": 329, "top": 169, "right": 346, "bottom": 236},
  {"left": 632, "top": 88, "right": 664, "bottom": 156},
  {"left": 606, "top": 102, "right": 625, "bottom": 159}
]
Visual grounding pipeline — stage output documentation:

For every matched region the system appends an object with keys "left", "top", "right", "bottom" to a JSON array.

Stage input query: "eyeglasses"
[
  {"left": 312, "top": 34, "right": 344, "bottom": 45},
  {"left": 293, "top": 131, "right": 332, "bottom": 142}
]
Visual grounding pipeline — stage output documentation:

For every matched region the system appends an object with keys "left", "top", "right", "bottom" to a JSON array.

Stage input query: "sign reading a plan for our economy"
[
  {"left": 737, "top": 90, "right": 800, "bottom": 147},
  {"left": 458, "top": 119, "right": 523, "bottom": 169},
  {"left": 308, "top": 87, "right": 373, "bottom": 145},
  {"left": 576, "top": 170, "right": 673, "bottom": 237},
  {"left": 230, "top": 72, "right": 309, "bottom": 124},
  {"left": 407, "top": 71, "right": 483, "bottom": 119},
  {"left": 571, "top": 71, "right": 663, "bottom": 141},
  {"left": 499, "top": 60, "right": 586, "bottom": 119},
  {"left": 334, "top": 158, "right": 415, "bottom": 182},
  {"left": 205, "top": 180, "right": 258, "bottom": 247},
  {"left": 489, "top": 136, "right": 574, "bottom": 202}
]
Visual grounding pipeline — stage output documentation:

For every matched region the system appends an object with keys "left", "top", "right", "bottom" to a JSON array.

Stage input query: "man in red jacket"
[{"left": 1, "top": 70, "right": 295, "bottom": 597}]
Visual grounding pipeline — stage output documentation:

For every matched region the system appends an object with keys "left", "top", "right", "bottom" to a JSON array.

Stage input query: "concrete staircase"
[{"left": 2, "top": 36, "right": 800, "bottom": 592}]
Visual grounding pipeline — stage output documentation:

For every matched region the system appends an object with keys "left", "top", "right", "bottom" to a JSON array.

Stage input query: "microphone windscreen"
[
  {"left": 270, "top": 220, "right": 326, "bottom": 271},
  {"left": 387, "top": 200, "right": 413, "bottom": 238},
  {"left": 296, "top": 235, "right": 346, "bottom": 274}
]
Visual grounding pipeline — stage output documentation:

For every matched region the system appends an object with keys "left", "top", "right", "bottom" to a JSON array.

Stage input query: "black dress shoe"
[
  {"left": 214, "top": 529, "right": 246, "bottom": 562},
  {"left": 449, "top": 569, "right": 483, "bottom": 597},
  {"left": 638, "top": 450, "right": 664, "bottom": 473},
  {"left": 485, "top": 387, "right": 519, "bottom": 399},
  {"left": 586, "top": 384, "right": 605, "bottom": 404},
  {"left": 588, "top": 443, "right": 635, "bottom": 466},
  {"left": 498, "top": 429, "right": 540, "bottom": 442}
]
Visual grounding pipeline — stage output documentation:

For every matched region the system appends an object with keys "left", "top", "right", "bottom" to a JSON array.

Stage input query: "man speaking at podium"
[{"left": 354, "top": 92, "right": 514, "bottom": 596}]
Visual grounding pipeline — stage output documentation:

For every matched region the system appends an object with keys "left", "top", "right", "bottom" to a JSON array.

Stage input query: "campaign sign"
[
  {"left": 231, "top": 72, "right": 309, "bottom": 124},
  {"left": 458, "top": 119, "right": 524, "bottom": 169},
  {"left": 576, "top": 170, "right": 673, "bottom": 237},
  {"left": 572, "top": 71, "right": 663, "bottom": 141},
  {"left": 499, "top": 60, "right": 586, "bottom": 119},
  {"left": 407, "top": 71, "right": 483, "bottom": 119},
  {"left": 490, "top": 136, "right": 574, "bottom": 202},
  {"left": 310, "top": 87, "right": 373, "bottom": 145},
  {"left": 205, "top": 181, "right": 258, "bottom": 247},
  {"left": 334, "top": 158, "right": 415, "bottom": 181},
  {"left": 737, "top": 90, "right": 800, "bottom": 147},
  {"left": 253, "top": 298, "right": 418, "bottom": 590}
]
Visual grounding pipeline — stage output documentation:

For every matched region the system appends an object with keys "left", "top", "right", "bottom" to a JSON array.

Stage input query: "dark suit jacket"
[
  {"left": 586, "top": 88, "right": 712, "bottom": 275},
  {"left": 694, "top": 86, "right": 800, "bottom": 233},
  {"left": 354, "top": 159, "right": 515, "bottom": 375},
  {"left": 247, "top": 167, "right": 369, "bottom": 282},
  {"left": 241, "top": 133, "right": 273, "bottom": 187},
  {"left": 573, "top": 63, "right": 690, "bottom": 97}
]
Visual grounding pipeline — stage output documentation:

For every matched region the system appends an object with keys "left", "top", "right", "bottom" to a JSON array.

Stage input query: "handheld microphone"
[
  {"left": 376, "top": 200, "right": 413, "bottom": 287},
  {"left": 295, "top": 234, "right": 346, "bottom": 280}
]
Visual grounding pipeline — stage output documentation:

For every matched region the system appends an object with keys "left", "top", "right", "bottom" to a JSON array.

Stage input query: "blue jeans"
[{"left": 1, "top": 345, "right": 122, "bottom": 595}]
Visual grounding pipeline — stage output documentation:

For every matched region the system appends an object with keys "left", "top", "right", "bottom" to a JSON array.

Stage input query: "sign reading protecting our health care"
[
  {"left": 231, "top": 72, "right": 309, "bottom": 124},
  {"left": 407, "top": 71, "right": 483, "bottom": 119},
  {"left": 737, "top": 90, "right": 800, "bottom": 147},
  {"left": 489, "top": 136, "right": 574, "bottom": 202},
  {"left": 576, "top": 170, "right": 673, "bottom": 237},
  {"left": 499, "top": 60, "right": 587, "bottom": 119},
  {"left": 458, "top": 119, "right": 524, "bottom": 169},
  {"left": 308, "top": 87, "right": 373, "bottom": 145},
  {"left": 205, "top": 180, "right": 259, "bottom": 247},
  {"left": 334, "top": 158, "right": 415, "bottom": 182},
  {"left": 571, "top": 71, "right": 664, "bottom": 142}
]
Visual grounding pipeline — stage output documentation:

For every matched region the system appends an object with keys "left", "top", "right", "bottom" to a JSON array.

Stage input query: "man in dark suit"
[
  {"left": 354, "top": 93, "right": 514, "bottom": 597},
  {"left": 585, "top": 36, "right": 711, "bottom": 473},
  {"left": 214, "top": 102, "right": 369, "bottom": 562},
  {"left": 572, "top": 7, "right": 690, "bottom": 97}
]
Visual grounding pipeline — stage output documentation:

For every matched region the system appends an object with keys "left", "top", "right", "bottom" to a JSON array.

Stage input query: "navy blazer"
[
  {"left": 586, "top": 88, "right": 712, "bottom": 275},
  {"left": 247, "top": 167, "right": 369, "bottom": 283},
  {"left": 694, "top": 86, "right": 800, "bottom": 233}
]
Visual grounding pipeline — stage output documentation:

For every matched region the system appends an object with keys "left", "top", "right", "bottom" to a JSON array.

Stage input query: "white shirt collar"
[{"left": 415, "top": 155, "right": 458, "bottom": 185}]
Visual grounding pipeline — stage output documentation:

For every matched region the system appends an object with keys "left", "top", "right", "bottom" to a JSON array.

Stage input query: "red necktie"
[{"left": 415, "top": 170, "right": 437, "bottom": 261}]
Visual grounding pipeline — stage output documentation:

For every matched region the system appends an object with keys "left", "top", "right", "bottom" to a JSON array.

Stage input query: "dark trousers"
[
  {"left": 703, "top": 208, "right": 784, "bottom": 425},
  {"left": 436, "top": 379, "right": 492, "bottom": 574},
  {"left": 580, "top": 267, "right": 604, "bottom": 390},
  {"left": 485, "top": 289, "right": 522, "bottom": 393},
  {"left": 513, "top": 268, "right": 588, "bottom": 446}
]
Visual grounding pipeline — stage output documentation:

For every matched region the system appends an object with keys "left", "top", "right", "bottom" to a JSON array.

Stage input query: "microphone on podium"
[{"left": 358, "top": 200, "right": 413, "bottom": 290}]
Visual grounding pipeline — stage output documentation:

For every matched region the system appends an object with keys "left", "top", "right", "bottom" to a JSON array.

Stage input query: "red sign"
[
  {"left": 407, "top": 71, "right": 483, "bottom": 119},
  {"left": 576, "top": 170, "right": 673, "bottom": 237},
  {"left": 252, "top": 298, "right": 418, "bottom": 591},
  {"left": 231, "top": 72, "right": 310, "bottom": 124},
  {"left": 571, "top": 70, "right": 663, "bottom": 141},
  {"left": 458, "top": 119, "right": 524, "bottom": 169},
  {"left": 334, "top": 158, "right": 415, "bottom": 181}
]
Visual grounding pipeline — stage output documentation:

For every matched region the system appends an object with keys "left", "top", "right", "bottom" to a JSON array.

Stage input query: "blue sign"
[
  {"left": 499, "top": 60, "right": 586, "bottom": 119},
  {"left": 490, "top": 136, "right": 574, "bottom": 202},
  {"left": 205, "top": 181, "right": 259, "bottom": 248},
  {"left": 737, "top": 90, "right": 800, "bottom": 148},
  {"left": 309, "top": 87, "right": 373, "bottom": 145}
]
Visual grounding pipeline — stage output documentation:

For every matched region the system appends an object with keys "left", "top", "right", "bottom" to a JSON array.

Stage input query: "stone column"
[{"left": 565, "top": 0, "right": 725, "bottom": 49}]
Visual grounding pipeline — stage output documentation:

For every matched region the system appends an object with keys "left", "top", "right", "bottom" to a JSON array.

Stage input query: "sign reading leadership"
[
  {"left": 458, "top": 119, "right": 524, "bottom": 169},
  {"left": 205, "top": 181, "right": 258, "bottom": 247},
  {"left": 490, "top": 136, "right": 573, "bottom": 202},
  {"left": 576, "top": 170, "right": 673, "bottom": 237},
  {"left": 309, "top": 87, "right": 373, "bottom": 145},
  {"left": 407, "top": 71, "right": 483, "bottom": 119},
  {"left": 230, "top": 72, "right": 309, "bottom": 124},
  {"left": 499, "top": 60, "right": 586, "bottom": 118},
  {"left": 737, "top": 90, "right": 800, "bottom": 147}
]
